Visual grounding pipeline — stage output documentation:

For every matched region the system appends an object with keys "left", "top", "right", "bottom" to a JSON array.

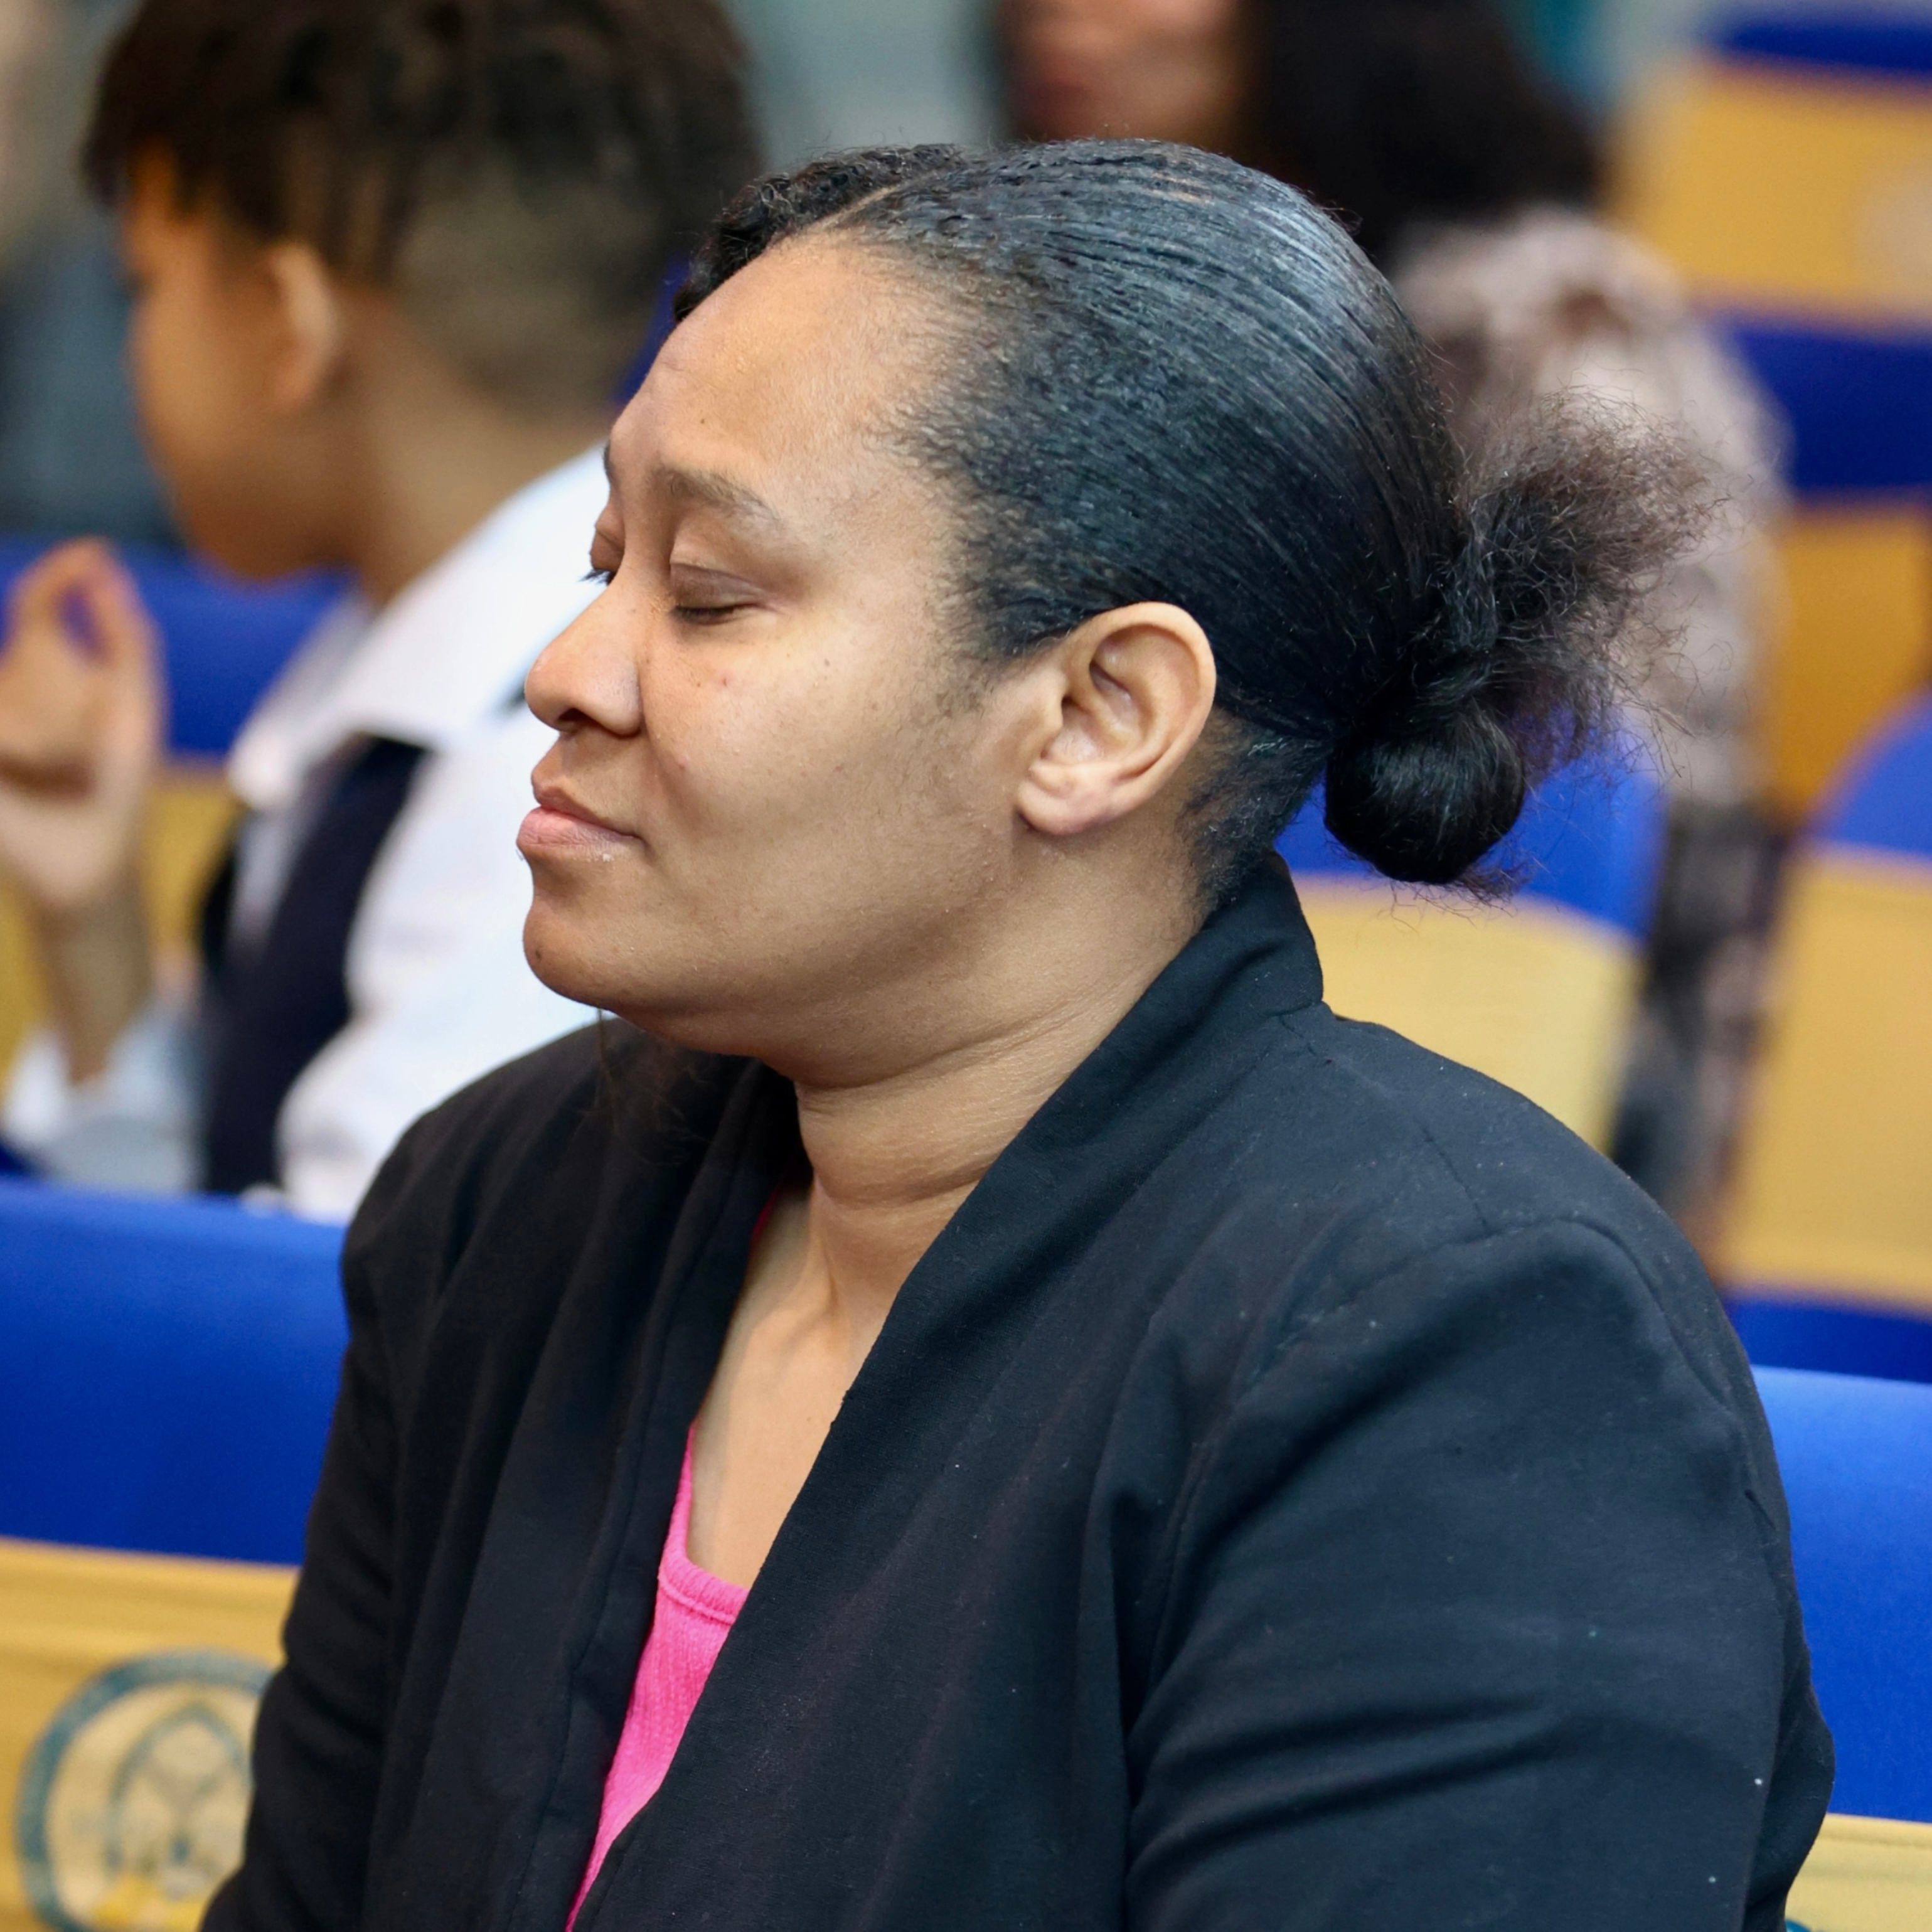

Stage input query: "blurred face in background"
[
  {"left": 999, "top": 0, "right": 1251, "bottom": 151},
  {"left": 120, "top": 152, "right": 339, "bottom": 580}
]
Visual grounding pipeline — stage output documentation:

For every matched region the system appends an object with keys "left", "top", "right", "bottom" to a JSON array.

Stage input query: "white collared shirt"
[{"left": 6, "top": 446, "right": 607, "bottom": 1220}]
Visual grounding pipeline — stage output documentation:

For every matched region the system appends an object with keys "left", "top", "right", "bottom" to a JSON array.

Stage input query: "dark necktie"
[{"left": 198, "top": 736, "right": 426, "bottom": 1195}]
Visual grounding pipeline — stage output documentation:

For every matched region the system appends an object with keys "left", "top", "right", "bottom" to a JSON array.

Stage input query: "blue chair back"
[
  {"left": 1732, "top": 1298, "right": 1932, "bottom": 1387},
  {"left": 0, "top": 1178, "right": 346, "bottom": 1565},
  {"left": 1817, "top": 693, "right": 1932, "bottom": 862},
  {"left": 1276, "top": 747, "right": 1667, "bottom": 938},
  {"left": 1755, "top": 1367, "right": 1932, "bottom": 1824}
]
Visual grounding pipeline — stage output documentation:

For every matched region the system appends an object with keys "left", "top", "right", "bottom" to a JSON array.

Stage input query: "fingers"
[
  {"left": 0, "top": 540, "right": 164, "bottom": 783},
  {"left": 7, "top": 539, "right": 159, "bottom": 676},
  {"left": 67, "top": 547, "right": 166, "bottom": 754},
  {"left": 68, "top": 546, "right": 161, "bottom": 686},
  {"left": 6, "top": 538, "right": 122, "bottom": 636}
]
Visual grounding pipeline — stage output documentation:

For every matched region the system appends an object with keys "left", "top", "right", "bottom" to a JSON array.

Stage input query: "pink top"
[{"left": 567, "top": 1431, "right": 747, "bottom": 1924}]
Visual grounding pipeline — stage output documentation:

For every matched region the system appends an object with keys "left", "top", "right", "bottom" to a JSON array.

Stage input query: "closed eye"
[
  {"left": 672, "top": 599, "right": 753, "bottom": 626},
  {"left": 668, "top": 562, "right": 762, "bottom": 627}
]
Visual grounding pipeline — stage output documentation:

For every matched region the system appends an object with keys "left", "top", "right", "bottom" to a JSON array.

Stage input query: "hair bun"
[
  {"left": 1324, "top": 703, "right": 1526, "bottom": 885},
  {"left": 1323, "top": 397, "right": 1705, "bottom": 887},
  {"left": 1322, "top": 524, "right": 1530, "bottom": 886}
]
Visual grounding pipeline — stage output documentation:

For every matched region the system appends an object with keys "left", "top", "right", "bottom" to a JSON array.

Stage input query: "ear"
[
  {"left": 260, "top": 241, "right": 347, "bottom": 415},
  {"left": 1014, "top": 601, "right": 1217, "bottom": 840}
]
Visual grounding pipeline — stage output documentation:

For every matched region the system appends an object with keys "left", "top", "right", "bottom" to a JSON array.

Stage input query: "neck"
[
  {"left": 786, "top": 899, "right": 1194, "bottom": 1340},
  {"left": 331, "top": 331, "right": 610, "bottom": 606}
]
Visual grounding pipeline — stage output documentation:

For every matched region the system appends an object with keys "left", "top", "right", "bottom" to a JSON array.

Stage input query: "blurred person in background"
[
  {"left": 999, "top": 0, "right": 1787, "bottom": 1228},
  {"left": 0, "top": 0, "right": 757, "bottom": 1219},
  {"left": 0, "top": 0, "right": 171, "bottom": 543}
]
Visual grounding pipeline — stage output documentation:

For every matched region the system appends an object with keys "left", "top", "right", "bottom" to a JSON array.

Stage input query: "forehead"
[{"left": 609, "top": 239, "right": 951, "bottom": 525}]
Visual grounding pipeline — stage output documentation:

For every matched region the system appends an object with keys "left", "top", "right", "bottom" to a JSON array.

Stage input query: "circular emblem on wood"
[{"left": 13, "top": 1648, "right": 269, "bottom": 1931}]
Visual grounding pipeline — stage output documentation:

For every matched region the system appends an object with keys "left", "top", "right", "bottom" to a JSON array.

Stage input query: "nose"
[{"left": 525, "top": 585, "right": 645, "bottom": 739}]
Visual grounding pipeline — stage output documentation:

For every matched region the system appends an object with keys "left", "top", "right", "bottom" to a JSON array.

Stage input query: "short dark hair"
[
  {"left": 85, "top": 0, "right": 759, "bottom": 411},
  {"left": 1247, "top": 0, "right": 1601, "bottom": 264},
  {"left": 678, "top": 142, "right": 1694, "bottom": 905}
]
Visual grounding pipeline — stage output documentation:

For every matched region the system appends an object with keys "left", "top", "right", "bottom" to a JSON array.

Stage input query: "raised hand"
[{"left": 0, "top": 542, "right": 164, "bottom": 1077}]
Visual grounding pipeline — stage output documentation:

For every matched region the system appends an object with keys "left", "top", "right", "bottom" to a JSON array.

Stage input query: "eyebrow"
[
  {"left": 602, "top": 442, "right": 786, "bottom": 531},
  {"left": 659, "top": 464, "right": 786, "bottom": 529}
]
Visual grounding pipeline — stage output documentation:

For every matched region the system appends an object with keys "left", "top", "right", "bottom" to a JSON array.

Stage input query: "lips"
[{"left": 517, "top": 784, "right": 638, "bottom": 857}]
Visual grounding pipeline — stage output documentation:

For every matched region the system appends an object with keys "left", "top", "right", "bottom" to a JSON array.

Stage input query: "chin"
[
  {"left": 1010, "top": 77, "right": 1106, "bottom": 144},
  {"left": 521, "top": 906, "right": 720, "bottom": 1048},
  {"left": 174, "top": 511, "right": 314, "bottom": 585},
  {"left": 167, "top": 474, "right": 322, "bottom": 584},
  {"left": 521, "top": 907, "right": 625, "bottom": 1013}
]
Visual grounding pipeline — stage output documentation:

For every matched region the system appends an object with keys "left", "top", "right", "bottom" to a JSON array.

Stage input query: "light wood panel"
[
  {"left": 1767, "top": 510, "right": 1932, "bottom": 822},
  {"left": 0, "top": 767, "right": 238, "bottom": 1081},
  {"left": 1787, "top": 1812, "right": 1932, "bottom": 1932},
  {"left": 1726, "top": 848, "right": 1932, "bottom": 1310},
  {"left": 0, "top": 1536, "right": 293, "bottom": 1932},
  {"left": 1621, "top": 59, "right": 1932, "bottom": 327}
]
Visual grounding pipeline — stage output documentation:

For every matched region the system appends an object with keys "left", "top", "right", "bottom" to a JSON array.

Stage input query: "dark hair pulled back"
[{"left": 678, "top": 141, "right": 1692, "bottom": 902}]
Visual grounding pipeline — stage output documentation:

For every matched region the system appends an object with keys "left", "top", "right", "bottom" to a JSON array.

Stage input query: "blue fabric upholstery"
[
  {"left": 1732, "top": 1297, "right": 1932, "bottom": 1385},
  {"left": 1275, "top": 749, "right": 1667, "bottom": 937},
  {"left": 0, "top": 1178, "right": 345, "bottom": 1565},
  {"left": 0, "top": 538, "right": 339, "bottom": 758},
  {"left": 1715, "top": 13, "right": 1932, "bottom": 80},
  {"left": 1817, "top": 693, "right": 1932, "bottom": 860},
  {"left": 1719, "top": 318, "right": 1932, "bottom": 496},
  {"left": 1754, "top": 1366, "right": 1932, "bottom": 1823}
]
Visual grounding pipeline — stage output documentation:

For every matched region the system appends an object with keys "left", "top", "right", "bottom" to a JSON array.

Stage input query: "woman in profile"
[{"left": 216, "top": 144, "right": 1829, "bottom": 1932}]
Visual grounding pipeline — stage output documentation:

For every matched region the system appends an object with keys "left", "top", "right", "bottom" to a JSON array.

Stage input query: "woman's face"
[
  {"left": 520, "top": 244, "right": 1079, "bottom": 1074},
  {"left": 1000, "top": 0, "right": 1251, "bottom": 151}
]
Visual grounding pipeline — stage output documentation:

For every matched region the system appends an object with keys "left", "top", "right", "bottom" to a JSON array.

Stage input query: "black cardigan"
[{"left": 213, "top": 867, "right": 1832, "bottom": 1932}]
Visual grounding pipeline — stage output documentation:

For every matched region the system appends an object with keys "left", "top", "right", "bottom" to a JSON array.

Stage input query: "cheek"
[
  {"left": 641, "top": 649, "right": 892, "bottom": 850},
  {"left": 129, "top": 297, "right": 188, "bottom": 454},
  {"left": 1101, "top": 0, "right": 1242, "bottom": 92},
  {"left": 131, "top": 288, "right": 245, "bottom": 477},
  {"left": 644, "top": 641, "right": 997, "bottom": 918}
]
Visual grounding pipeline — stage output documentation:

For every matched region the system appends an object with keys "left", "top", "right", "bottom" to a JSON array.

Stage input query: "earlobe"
[
  {"left": 1015, "top": 602, "right": 1217, "bottom": 840},
  {"left": 262, "top": 243, "right": 346, "bottom": 414}
]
